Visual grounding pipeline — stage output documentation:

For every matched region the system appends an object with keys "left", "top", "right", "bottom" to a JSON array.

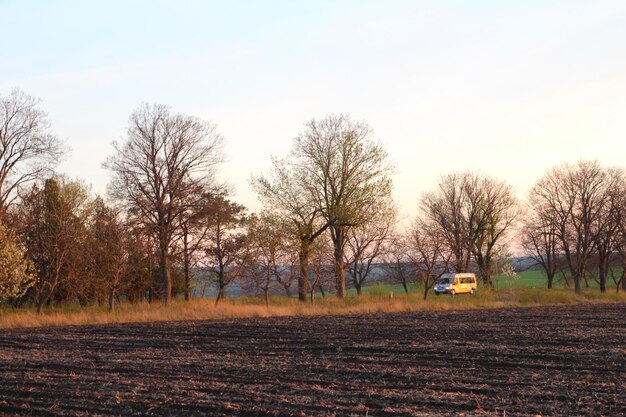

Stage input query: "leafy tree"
[
  {"left": 20, "top": 178, "right": 87, "bottom": 312},
  {"left": 252, "top": 156, "right": 328, "bottom": 302},
  {"left": 0, "top": 220, "right": 33, "bottom": 302},
  {"left": 292, "top": 115, "right": 394, "bottom": 298}
]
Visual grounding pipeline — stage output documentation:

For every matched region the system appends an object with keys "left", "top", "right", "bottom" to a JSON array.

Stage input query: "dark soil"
[{"left": 0, "top": 303, "right": 624, "bottom": 416}]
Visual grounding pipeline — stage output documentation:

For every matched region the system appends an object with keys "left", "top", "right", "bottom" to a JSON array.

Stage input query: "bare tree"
[
  {"left": 407, "top": 217, "right": 452, "bottom": 300},
  {"left": 173, "top": 191, "right": 219, "bottom": 301},
  {"left": 421, "top": 172, "right": 518, "bottom": 287},
  {"left": 618, "top": 195, "right": 626, "bottom": 292},
  {"left": 273, "top": 241, "right": 298, "bottom": 297},
  {"left": 308, "top": 235, "right": 334, "bottom": 304},
  {"left": 105, "top": 103, "right": 223, "bottom": 305},
  {"left": 177, "top": 215, "right": 199, "bottom": 301},
  {"left": 521, "top": 206, "right": 561, "bottom": 289},
  {"left": 293, "top": 115, "right": 394, "bottom": 299},
  {"left": 592, "top": 168, "right": 625, "bottom": 292},
  {"left": 203, "top": 196, "right": 248, "bottom": 305},
  {"left": 88, "top": 198, "right": 126, "bottom": 311},
  {"left": 344, "top": 202, "right": 396, "bottom": 295},
  {"left": 469, "top": 176, "right": 519, "bottom": 287},
  {"left": 614, "top": 219, "right": 626, "bottom": 292},
  {"left": 529, "top": 161, "right": 611, "bottom": 293},
  {"left": 381, "top": 235, "right": 416, "bottom": 294},
  {"left": 244, "top": 212, "right": 285, "bottom": 306},
  {"left": 0, "top": 89, "right": 65, "bottom": 218},
  {"left": 421, "top": 173, "right": 470, "bottom": 274}
]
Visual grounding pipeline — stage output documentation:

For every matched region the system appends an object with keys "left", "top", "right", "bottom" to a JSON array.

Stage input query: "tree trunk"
[
  {"left": 423, "top": 286, "right": 429, "bottom": 300},
  {"left": 310, "top": 286, "right": 316, "bottom": 304},
  {"left": 36, "top": 270, "right": 60, "bottom": 314},
  {"left": 355, "top": 282, "right": 362, "bottom": 295},
  {"left": 401, "top": 281, "right": 408, "bottom": 294},
  {"left": 333, "top": 250, "right": 346, "bottom": 299},
  {"left": 215, "top": 264, "right": 226, "bottom": 306},
  {"left": 574, "top": 273, "right": 582, "bottom": 294},
  {"left": 454, "top": 246, "right": 465, "bottom": 273},
  {"left": 476, "top": 252, "right": 491, "bottom": 288},
  {"left": 462, "top": 251, "right": 472, "bottom": 273},
  {"left": 159, "top": 242, "right": 172, "bottom": 305},
  {"left": 559, "top": 269, "right": 571, "bottom": 288},
  {"left": 283, "top": 284, "right": 292, "bottom": 297},
  {"left": 264, "top": 290, "right": 269, "bottom": 307},
  {"left": 598, "top": 258, "right": 608, "bottom": 293},
  {"left": 36, "top": 286, "right": 54, "bottom": 314},
  {"left": 298, "top": 241, "right": 310, "bottom": 302},
  {"left": 331, "top": 226, "right": 347, "bottom": 299},
  {"left": 547, "top": 273, "right": 554, "bottom": 289},
  {"left": 35, "top": 297, "right": 47, "bottom": 314},
  {"left": 335, "top": 250, "right": 346, "bottom": 299},
  {"left": 319, "top": 285, "right": 325, "bottom": 298},
  {"left": 108, "top": 287, "right": 116, "bottom": 312},
  {"left": 215, "top": 286, "right": 225, "bottom": 306},
  {"left": 483, "top": 275, "right": 492, "bottom": 288},
  {"left": 479, "top": 257, "right": 493, "bottom": 288},
  {"left": 183, "top": 228, "right": 191, "bottom": 301}
]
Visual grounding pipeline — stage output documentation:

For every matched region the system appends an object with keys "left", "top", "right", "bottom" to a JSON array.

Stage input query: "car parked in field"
[{"left": 434, "top": 273, "right": 477, "bottom": 295}]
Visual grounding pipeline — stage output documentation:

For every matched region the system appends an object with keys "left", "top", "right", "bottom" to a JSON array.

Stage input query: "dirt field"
[{"left": 0, "top": 304, "right": 624, "bottom": 416}]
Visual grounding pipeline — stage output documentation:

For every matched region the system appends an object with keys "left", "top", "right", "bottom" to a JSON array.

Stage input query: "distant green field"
[
  {"left": 493, "top": 269, "right": 548, "bottom": 289},
  {"left": 353, "top": 268, "right": 624, "bottom": 296},
  {"left": 492, "top": 268, "right": 624, "bottom": 290}
]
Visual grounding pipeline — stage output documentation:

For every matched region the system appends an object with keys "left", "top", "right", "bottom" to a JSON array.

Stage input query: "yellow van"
[{"left": 434, "top": 273, "right": 477, "bottom": 295}]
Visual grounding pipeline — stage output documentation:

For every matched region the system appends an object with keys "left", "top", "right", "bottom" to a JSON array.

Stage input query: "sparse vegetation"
[{"left": 1, "top": 283, "right": 623, "bottom": 330}]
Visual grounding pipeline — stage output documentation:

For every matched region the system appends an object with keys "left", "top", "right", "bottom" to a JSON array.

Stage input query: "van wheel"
[
  {"left": 435, "top": 292, "right": 440, "bottom": 296},
  {"left": 470, "top": 288, "right": 476, "bottom": 295},
  {"left": 450, "top": 290, "right": 455, "bottom": 296}
]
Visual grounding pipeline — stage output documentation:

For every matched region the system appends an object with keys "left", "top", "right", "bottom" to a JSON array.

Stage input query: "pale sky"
[{"left": 2, "top": 1, "right": 626, "bottom": 222}]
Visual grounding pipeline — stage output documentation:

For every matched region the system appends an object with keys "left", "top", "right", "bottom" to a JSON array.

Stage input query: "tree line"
[{"left": 0, "top": 89, "right": 624, "bottom": 311}]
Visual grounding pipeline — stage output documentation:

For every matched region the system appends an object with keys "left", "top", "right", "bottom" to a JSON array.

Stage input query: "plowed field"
[{"left": 0, "top": 304, "right": 624, "bottom": 416}]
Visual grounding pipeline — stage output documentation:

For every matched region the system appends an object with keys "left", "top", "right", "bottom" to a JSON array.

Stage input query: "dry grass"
[{"left": 1, "top": 288, "right": 624, "bottom": 329}]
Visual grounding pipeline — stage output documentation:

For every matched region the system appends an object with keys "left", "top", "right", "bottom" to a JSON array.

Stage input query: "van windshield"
[{"left": 438, "top": 278, "right": 451, "bottom": 284}]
